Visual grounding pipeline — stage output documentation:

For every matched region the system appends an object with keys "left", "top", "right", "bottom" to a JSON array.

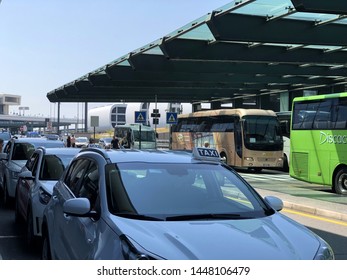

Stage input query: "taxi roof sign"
[{"left": 192, "top": 147, "right": 221, "bottom": 162}]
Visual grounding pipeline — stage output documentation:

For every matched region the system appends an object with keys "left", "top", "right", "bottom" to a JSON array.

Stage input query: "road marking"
[
  {"left": 240, "top": 173, "right": 296, "bottom": 182},
  {"left": 283, "top": 208, "right": 347, "bottom": 226}
]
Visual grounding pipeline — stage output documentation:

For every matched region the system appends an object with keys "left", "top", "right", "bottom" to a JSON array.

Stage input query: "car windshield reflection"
[{"left": 105, "top": 162, "right": 271, "bottom": 221}]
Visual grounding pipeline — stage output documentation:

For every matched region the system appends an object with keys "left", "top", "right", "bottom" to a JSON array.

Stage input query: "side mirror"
[
  {"left": 63, "top": 197, "right": 99, "bottom": 219},
  {"left": 264, "top": 196, "right": 283, "bottom": 212},
  {"left": 19, "top": 170, "right": 34, "bottom": 180},
  {"left": 0, "top": 153, "right": 8, "bottom": 160}
]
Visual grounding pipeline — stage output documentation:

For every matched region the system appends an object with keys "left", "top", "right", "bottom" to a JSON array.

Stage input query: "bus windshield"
[
  {"left": 243, "top": 116, "right": 283, "bottom": 151},
  {"left": 133, "top": 130, "right": 156, "bottom": 142}
]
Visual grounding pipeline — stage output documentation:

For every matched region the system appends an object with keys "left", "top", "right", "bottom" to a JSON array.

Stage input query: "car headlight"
[
  {"left": 39, "top": 187, "right": 52, "bottom": 205},
  {"left": 120, "top": 235, "right": 155, "bottom": 260},
  {"left": 314, "top": 236, "right": 335, "bottom": 260}
]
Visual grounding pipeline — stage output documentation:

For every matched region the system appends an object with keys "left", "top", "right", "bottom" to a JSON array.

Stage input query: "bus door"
[{"left": 233, "top": 117, "right": 243, "bottom": 167}]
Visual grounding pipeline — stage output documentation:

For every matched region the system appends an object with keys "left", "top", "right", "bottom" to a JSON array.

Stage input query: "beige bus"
[{"left": 171, "top": 108, "right": 284, "bottom": 171}]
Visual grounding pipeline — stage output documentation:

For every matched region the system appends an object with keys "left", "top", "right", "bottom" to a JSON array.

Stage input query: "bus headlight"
[{"left": 244, "top": 157, "right": 254, "bottom": 161}]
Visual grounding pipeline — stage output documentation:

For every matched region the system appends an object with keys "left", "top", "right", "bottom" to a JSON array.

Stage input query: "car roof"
[
  {"left": 10, "top": 137, "right": 64, "bottom": 147},
  {"left": 11, "top": 137, "right": 55, "bottom": 143},
  {"left": 37, "top": 147, "right": 81, "bottom": 156},
  {"left": 79, "top": 148, "right": 218, "bottom": 165}
]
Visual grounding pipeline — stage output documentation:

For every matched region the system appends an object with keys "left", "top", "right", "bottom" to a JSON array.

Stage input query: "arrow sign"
[
  {"left": 166, "top": 112, "right": 178, "bottom": 124},
  {"left": 135, "top": 111, "right": 147, "bottom": 123}
]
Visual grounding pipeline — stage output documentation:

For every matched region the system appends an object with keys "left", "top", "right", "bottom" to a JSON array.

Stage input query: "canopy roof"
[{"left": 47, "top": 0, "right": 347, "bottom": 106}]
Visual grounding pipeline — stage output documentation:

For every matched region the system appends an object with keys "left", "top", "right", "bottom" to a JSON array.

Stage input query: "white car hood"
[{"left": 112, "top": 213, "right": 320, "bottom": 260}]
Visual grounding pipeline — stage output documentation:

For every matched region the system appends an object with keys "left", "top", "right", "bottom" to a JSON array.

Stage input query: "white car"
[
  {"left": 75, "top": 137, "right": 89, "bottom": 148},
  {"left": 0, "top": 137, "right": 65, "bottom": 207},
  {"left": 42, "top": 147, "right": 334, "bottom": 260},
  {"left": 15, "top": 147, "right": 80, "bottom": 248}
]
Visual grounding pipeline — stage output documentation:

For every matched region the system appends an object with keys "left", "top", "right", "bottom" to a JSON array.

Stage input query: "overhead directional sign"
[
  {"left": 166, "top": 112, "right": 178, "bottom": 124},
  {"left": 135, "top": 111, "right": 147, "bottom": 123}
]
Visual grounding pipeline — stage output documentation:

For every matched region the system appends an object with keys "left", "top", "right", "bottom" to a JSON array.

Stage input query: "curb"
[
  {"left": 283, "top": 201, "right": 347, "bottom": 223},
  {"left": 255, "top": 188, "right": 347, "bottom": 223}
]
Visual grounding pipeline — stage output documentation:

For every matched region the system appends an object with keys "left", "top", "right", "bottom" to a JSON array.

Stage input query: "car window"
[
  {"left": 106, "top": 162, "right": 268, "bottom": 219},
  {"left": 26, "top": 152, "right": 40, "bottom": 176},
  {"left": 77, "top": 137, "right": 88, "bottom": 142},
  {"left": 40, "top": 155, "right": 65, "bottom": 181},
  {"left": 77, "top": 163, "right": 99, "bottom": 210},
  {"left": 64, "top": 159, "right": 90, "bottom": 196},
  {"left": 3, "top": 141, "right": 12, "bottom": 155},
  {"left": 11, "top": 143, "right": 35, "bottom": 160}
]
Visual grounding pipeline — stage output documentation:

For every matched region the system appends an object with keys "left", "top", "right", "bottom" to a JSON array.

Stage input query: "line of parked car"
[{"left": 0, "top": 132, "right": 336, "bottom": 260}]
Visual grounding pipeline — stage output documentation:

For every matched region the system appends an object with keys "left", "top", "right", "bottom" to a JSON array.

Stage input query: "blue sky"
[{"left": 0, "top": 0, "right": 231, "bottom": 119}]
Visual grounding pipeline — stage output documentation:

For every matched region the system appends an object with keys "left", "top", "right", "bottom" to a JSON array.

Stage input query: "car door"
[
  {"left": 51, "top": 158, "right": 99, "bottom": 259},
  {"left": 66, "top": 161, "right": 100, "bottom": 259},
  {"left": 16, "top": 151, "right": 40, "bottom": 219},
  {"left": 0, "top": 141, "right": 12, "bottom": 190}
]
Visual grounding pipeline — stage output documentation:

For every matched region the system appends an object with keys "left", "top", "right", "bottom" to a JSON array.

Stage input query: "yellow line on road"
[{"left": 283, "top": 208, "right": 347, "bottom": 226}]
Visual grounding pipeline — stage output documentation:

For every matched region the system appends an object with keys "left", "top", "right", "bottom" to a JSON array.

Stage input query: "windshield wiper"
[
  {"left": 116, "top": 213, "right": 164, "bottom": 221},
  {"left": 165, "top": 213, "right": 244, "bottom": 221}
]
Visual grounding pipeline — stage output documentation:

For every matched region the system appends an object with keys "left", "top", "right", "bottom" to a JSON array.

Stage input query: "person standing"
[
  {"left": 71, "top": 135, "right": 76, "bottom": 148},
  {"left": 111, "top": 136, "right": 120, "bottom": 149},
  {"left": 66, "top": 135, "right": 71, "bottom": 147}
]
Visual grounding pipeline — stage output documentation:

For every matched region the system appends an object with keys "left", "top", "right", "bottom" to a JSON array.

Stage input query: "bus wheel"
[
  {"left": 250, "top": 167, "right": 262, "bottom": 173},
  {"left": 282, "top": 154, "right": 289, "bottom": 172},
  {"left": 334, "top": 168, "right": 347, "bottom": 195}
]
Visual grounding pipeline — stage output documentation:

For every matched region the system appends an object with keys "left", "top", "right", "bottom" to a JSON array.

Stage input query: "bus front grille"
[{"left": 257, "top": 157, "right": 276, "bottom": 162}]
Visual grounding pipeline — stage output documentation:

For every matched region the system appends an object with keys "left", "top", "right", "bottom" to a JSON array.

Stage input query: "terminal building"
[
  {"left": 88, "top": 102, "right": 183, "bottom": 133},
  {"left": 0, "top": 94, "right": 21, "bottom": 115}
]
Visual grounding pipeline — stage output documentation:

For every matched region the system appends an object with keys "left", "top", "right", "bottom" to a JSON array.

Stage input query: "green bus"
[{"left": 290, "top": 92, "right": 347, "bottom": 195}]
